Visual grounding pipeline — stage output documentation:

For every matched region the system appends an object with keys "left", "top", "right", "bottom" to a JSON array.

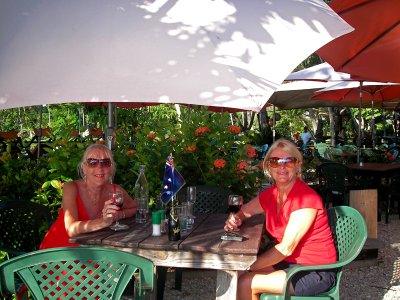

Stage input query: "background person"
[
  {"left": 224, "top": 138, "right": 336, "bottom": 299},
  {"left": 40, "top": 143, "right": 137, "bottom": 249},
  {"left": 300, "top": 126, "right": 312, "bottom": 152}
]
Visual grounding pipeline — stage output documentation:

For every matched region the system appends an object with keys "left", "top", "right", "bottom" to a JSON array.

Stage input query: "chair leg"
[
  {"left": 174, "top": 268, "right": 183, "bottom": 291},
  {"left": 385, "top": 194, "right": 391, "bottom": 224}
]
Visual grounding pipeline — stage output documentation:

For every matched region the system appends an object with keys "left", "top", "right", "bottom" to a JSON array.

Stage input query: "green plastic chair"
[
  {"left": 260, "top": 206, "right": 367, "bottom": 300},
  {"left": 0, "top": 246, "right": 155, "bottom": 300}
]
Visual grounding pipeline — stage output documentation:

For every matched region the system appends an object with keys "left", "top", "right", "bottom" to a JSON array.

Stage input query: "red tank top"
[{"left": 39, "top": 182, "right": 90, "bottom": 249}]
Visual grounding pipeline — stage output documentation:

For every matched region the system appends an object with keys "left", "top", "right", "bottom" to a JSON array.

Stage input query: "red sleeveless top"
[{"left": 40, "top": 182, "right": 89, "bottom": 249}]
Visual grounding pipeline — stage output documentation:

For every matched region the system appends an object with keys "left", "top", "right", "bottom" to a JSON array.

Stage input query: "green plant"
[{"left": 125, "top": 108, "right": 263, "bottom": 200}]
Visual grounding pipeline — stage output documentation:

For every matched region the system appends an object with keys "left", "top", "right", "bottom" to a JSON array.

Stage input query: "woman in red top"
[
  {"left": 225, "top": 138, "right": 336, "bottom": 299},
  {"left": 40, "top": 144, "right": 138, "bottom": 249}
]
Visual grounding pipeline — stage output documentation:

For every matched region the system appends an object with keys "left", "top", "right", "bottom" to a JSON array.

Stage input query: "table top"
[
  {"left": 349, "top": 162, "right": 400, "bottom": 174},
  {"left": 69, "top": 213, "right": 265, "bottom": 270}
]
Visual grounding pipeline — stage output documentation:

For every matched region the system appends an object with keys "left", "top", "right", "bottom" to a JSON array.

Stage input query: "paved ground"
[{"left": 162, "top": 214, "right": 400, "bottom": 299}]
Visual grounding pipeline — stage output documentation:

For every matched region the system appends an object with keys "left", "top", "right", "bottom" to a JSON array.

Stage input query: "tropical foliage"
[
  {"left": 123, "top": 108, "right": 262, "bottom": 200},
  {"left": 1, "top": 106, "right": 265, "bottom": 217}
]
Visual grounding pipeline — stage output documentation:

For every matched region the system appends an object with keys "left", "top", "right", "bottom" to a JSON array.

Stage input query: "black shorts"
[{"left": 273, "top": 261, "right": 337, "bottom": 296}]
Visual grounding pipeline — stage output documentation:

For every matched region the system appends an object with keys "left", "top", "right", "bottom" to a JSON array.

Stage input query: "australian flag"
[{"left": 161, "top": 153, "right": 186, "bottom": 204}]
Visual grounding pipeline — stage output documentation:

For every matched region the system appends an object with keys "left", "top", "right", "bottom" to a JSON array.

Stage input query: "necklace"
[{"left": 86, "top": 185, "right": 100, "bottom": 207}]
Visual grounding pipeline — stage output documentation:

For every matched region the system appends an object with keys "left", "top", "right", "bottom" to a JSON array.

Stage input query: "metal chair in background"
[
  {"left": 0, "top": 200, "right": 52, "bottom": 258},
  {"left": 188, "top": 185, "right": 232, "bottom": 214},
  {"left": 316, "top": 162, "right": 359, "bottom": 208}
]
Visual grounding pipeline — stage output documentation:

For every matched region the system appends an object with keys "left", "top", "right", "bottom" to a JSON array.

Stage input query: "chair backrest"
[
  {"left": 178, "top": 185, "right": 232, "bottom": 214},
  {"left": 0, "top": 247, "right": 155, "bottom": 300},
  {"left": 317, "top": 162, "right": 353, "bottom": 195},
  {"left": 327, "top": 206, "right": 367, "bottom": 266},
  {"left": 0, "top": 200, "right": 52, "bottom": 257}
]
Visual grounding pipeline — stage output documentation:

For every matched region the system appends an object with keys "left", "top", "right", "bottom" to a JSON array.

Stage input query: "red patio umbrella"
[
  {"left": 312, "top": 81, "right": 400, "bottom": 148},
  {"left": 317, "top": 0, "right": 400, "bottom": 83}
]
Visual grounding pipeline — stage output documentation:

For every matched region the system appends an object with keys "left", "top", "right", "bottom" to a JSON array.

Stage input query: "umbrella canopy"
[
  {"left": 268, "top": 80, "right": 336, "bottom": 109},
  {"left": 317, "top": 0, "right": 400, "bottom": 83},
  {"left": 312, "top": 81, "right": 400, "bottom": 148},
  {"left": 83, "top": 102, "right": 244, "bottom": 113},
  {"left": 312, "top": 81, "right": 400, "bottom": 104},
  {"left": 0, "top": 0, "right": 353, "bottom": 112},
  {"left": 286, "top": 62, "right": 351, "bottom": 82},
  {"left": 268, "top": 62, "right": 353, "bottom": 109}
]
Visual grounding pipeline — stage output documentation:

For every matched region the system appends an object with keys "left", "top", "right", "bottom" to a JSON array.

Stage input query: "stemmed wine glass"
[
  {"left": 228, "top": 195, "right": 243, "bottom": 231},
  {"left": 109, "top": 191, "right": 129, "bottom": 231},
  {"left": 187, "top": 186, "right": 196, "bottom": 219}
]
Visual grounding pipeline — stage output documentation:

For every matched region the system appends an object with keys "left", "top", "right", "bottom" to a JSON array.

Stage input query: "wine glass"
[
  {"left": 228, "top": 195, "right": 243, "bottom": 231},
  {"left": 109, "top": 191, "right": 129, "bottom": 231},
  {"left": 187, "top": 186, "right": 196, "bottom": 219}
]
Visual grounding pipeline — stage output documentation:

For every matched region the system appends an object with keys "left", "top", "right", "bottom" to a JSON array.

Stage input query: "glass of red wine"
[
  {"left": 228, "top": 195, "right": 243, "bottom": 231},
  {"left": 109, "top": 191, "right": 129, "bottom": 231}
]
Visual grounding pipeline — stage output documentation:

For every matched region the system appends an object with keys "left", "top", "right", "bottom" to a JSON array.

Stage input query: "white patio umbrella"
[
  {"left": 0, "top": 0, "right": 353, "bottom": 112},
  {"left": 286, "top": 62, "right": 351, "bottom": 82}
]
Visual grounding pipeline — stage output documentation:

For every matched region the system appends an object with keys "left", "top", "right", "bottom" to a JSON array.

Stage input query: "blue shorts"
[{"left": 273, "top": 261, "right": 337, "bottom": 296}]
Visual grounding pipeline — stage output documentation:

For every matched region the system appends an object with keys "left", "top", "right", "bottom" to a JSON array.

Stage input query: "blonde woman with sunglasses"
[
  {"left": 224, "top": 138, "right": 336, "bottom": 300},
  {"left": 40, "top": 144, "right": 138, "bottom": 249}
]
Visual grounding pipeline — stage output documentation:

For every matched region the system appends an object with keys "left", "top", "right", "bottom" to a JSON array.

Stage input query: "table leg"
[{"left": 216, "top": 270, "right": 239, "bottom": 300}]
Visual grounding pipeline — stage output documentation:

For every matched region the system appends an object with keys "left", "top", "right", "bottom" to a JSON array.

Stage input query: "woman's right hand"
[
  {"left": 224, "top": 213, "right": 242, "bottom": 232},
  {"left": 101, "top": 199, "right": 119, "bottom": 221}
]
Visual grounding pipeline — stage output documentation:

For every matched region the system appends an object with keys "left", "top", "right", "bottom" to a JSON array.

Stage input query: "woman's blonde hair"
[
  {"left": 263, "top": 138, "right": 303, "bottom": 179},
  {"left": 78, "top": 144, "right": 116, "bottom": 181}
]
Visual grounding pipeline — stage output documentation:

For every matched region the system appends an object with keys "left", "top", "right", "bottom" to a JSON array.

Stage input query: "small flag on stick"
[{"left": 161, "top": 153, "right": 186, "bottom": 204}]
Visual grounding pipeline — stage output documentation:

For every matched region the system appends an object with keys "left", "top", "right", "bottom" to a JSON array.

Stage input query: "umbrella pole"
[
  {"left": 37, "top": 105, "right": 43, "bottom": 162},
  {"left": 106, "top": 102, "right": 115, "bottom": 150},
  {"left": 108, "top": 102, "right": 113, "bottom": 127},
  {"left": 272, "top": 105, "right": 276, "bottom": 142},
  {"left": 357, "top": 82, "right": 363, "bottom": 164},
  {"left": 372, "top": 97, "right": 375, "bottom": 148}
]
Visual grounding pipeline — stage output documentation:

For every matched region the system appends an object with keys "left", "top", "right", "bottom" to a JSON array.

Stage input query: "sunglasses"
[
  {"left": 267, "top": 157, "right": 297, "bottom": 168},
  {"left": 86, "top": 158, "right": 112, "bottom": 168}
]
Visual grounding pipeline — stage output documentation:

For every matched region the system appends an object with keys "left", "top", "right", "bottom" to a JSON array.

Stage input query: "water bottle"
[{"left": 135, "top": 165, "right": 149, "bottom": 223}]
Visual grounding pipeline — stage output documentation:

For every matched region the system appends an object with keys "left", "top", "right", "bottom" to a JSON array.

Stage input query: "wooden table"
[
  {"left": 69, "top": 213, "right": 265, "bottom": 299},
  {"left": 349, "top": 162, "right": 400, "bottom": 178},
  {"left": 349, "top": 163, "right": 400, "bottom": 223}
]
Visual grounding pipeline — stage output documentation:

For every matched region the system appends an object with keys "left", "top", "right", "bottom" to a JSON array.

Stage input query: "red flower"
[
  {"left": 187, "top": 145, "right": 197, "bottom": 152},
  {"left": 126, "top": 149, "right": 136, "bottom": 156},
  {"left": 214, "top": 159, "right": 226, "bottom": 169},
  {"left": 237, "top": 160, "right": 248, "bottom": 170},
  {"left": 245, "top": 146, "right": 256, "bottom": 158},
  {"left": 228, "top": 125, "right": 241, "bottom": 134},
  {"left": 194, "top": 127, "right": 210, "bottom": 136},
  {"left": 147, "top": 133, "right": 156, "bottom": 139}
]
